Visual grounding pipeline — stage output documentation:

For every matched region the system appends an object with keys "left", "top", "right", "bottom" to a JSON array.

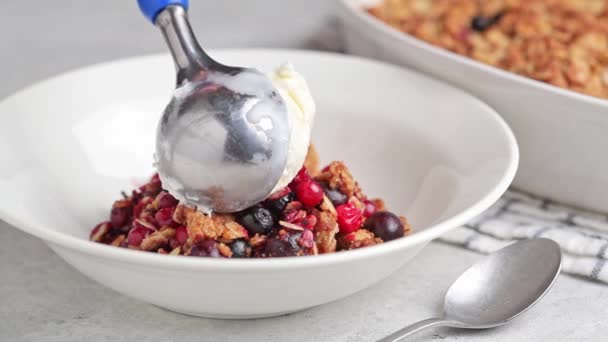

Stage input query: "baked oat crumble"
[
  {"left": 89, "top": 145, "right": 412, "bottom": 258},
  {"left": 368, "top": 0, "right": 608, "bottom": 99}
]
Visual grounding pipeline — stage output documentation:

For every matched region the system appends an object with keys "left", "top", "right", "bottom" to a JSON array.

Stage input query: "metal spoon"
[
  {"left": 137, "top": 0, "right": 290, "bottom": 213},
  {"left": 379, "top": 238, "right": 562, "bottom": 341}
]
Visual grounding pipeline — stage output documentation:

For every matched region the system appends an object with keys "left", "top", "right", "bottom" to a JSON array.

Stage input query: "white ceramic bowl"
[
  {"left": 0, "top": 49, "right": 517, "bottom": 318},
  {"left": 339, "top": 0, "right": 608, "bottom": 213}
]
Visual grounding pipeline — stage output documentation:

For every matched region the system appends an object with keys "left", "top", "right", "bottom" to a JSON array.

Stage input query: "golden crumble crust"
[
  {"left": 90, "top": 144, "right": 413, "bottom": 257},
  {"left": 337, "top": 229, "right": 383, "bottom": 250},
  {"left": 314, "top": 161, "right": 363, "bottom": 198},
  {"left": 313, "top": 209, "right": 340, "bottom": 253},
  {"left": 368, "top": 0, "right": 608, "bottom": 99}
]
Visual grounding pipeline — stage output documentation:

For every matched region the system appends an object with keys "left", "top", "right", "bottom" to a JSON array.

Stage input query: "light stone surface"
[
  {"left": 2, "top": 225, "right": 608, "bottom": 342},
  {"left": 1, "top": 1, "right": 608, "bottom": 341}
]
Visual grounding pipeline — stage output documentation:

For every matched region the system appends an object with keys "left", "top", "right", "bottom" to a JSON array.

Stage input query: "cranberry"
[
  {"left": 237, "top": 206, "right": 275, "bottom": 235},
  {"left": 140, "top": 174, "right": 162, "bottom": 196},
  {"left": 175, "top": 226, "right": 188, "bottom": 245},
  {"left": 110, "top": 205, "right": 132, "bottom": 229},
  {"left": 363, "top": 200, "right": 377, "bottom": 218},
  {"left": 336, "top": 203, "right": 363, "bottom": 234},
  {"left": 266, "top": 188, "right": 295, "bottom": 215},
  {"left": 150, "top": 173, "right": 161, "bottom": 183},
  {"left": 289, "top": 167, "right": 310, "bottom": 189},
  {"left": 264, "top": 233, "right": 301, "bottom": 257},
  {"left": 190, "top": 240, "right": 220, "bottom": 257},
  {"left": 294, "top": 180, "right": 324, "bottom": 207},
  {"left": 156, "top": 191, "right": 177, "bottom": 209},
  {"left": 229, "top": 239, "right": 249, "bottom": 258},
  {"left": 155, "top": 207, "right": 177, "bottom": 227},
  {"left": 127, "top": 226, "right": 154, "bottom": 247},
  {"left": 364, "top": 211, "right": 404, "bottom": 241},
  {"left": 294, "top": 167, "right": 309, "bottom": 182},
  {"left": 320, "top": 182, "right": 347, "bottom": 206}
]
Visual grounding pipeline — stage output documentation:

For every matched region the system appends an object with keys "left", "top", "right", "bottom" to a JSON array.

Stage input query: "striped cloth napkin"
[{"left": 440, "top": 190, "right": 608, "bottom": 283}]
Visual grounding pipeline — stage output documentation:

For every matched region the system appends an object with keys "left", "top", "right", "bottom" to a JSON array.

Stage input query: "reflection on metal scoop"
[{"left": 138, "top": 1, "right": 290, "bottom": 213}]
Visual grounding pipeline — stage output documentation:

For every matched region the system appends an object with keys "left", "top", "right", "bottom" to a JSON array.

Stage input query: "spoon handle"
[
  {"left": 137, "top": 0, "right": 189, "bottom": 23},
  {"left": 377, "top": 317, "right": 451, "bottom": 342},
  {"left": 137, "top": 0, "right": 216, "bottom": 83}
]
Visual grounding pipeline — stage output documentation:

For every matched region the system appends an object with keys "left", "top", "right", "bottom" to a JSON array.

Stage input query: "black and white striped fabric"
[{"left": 440, "top": 190, "right": 608, "bottom": 283}]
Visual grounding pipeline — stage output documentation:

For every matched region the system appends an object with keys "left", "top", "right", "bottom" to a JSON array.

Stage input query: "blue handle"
[{"left": 137, "top": 0, "right": 189, "bottom": 23}]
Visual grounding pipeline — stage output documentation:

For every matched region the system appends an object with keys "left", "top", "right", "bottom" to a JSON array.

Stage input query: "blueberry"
[
  {"left": 363, "top": 211, "right": 404, "bottom": 241},
  {"left": 471, "top": 12, "right": 503, "bottom": 32},
  {"left": 320, "top": 182, "right": 347, "bottom": 206},
  {"left": 266, "top": 191, "right": 295, "bottom": 215},
  {"left": 264, "top": 232, "right": 301, "bottom": 257},
  {"left": 229, "top": 239, "right": 249, "bottom": 258},
  {"left": 236, "top": 206, "right": 275, "bottom": 235}
]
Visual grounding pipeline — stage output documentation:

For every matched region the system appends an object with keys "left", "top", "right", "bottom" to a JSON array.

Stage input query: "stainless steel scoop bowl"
[{"left": 139, "top": 1, "right": 290, "bottom": 213}]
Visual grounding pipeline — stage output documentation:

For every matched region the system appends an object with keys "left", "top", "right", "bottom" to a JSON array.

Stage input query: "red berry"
[
  {"left": 336, "top": 203, "right": 363, "bottom": 234},
  {"left": 110, "top": 205, "right": 132, "bottom": 228},
  {"left": 156, "top": 191, "right": 178, "bottom": 209},
  {"left": 363, "top": 200, "right": 377, "bottom": 218},
  {"left": 289, "top": 167, "right": 310, "bottom": 189},
  {"left": 127, "top": 225, "right": 154, "bottom": 247},
  {"left": 140, "top": 174, "right": 162, "bottom": 196},
  {"left": 155, "top": 207, "right": 177, "bottom": 227},
  {"left": 175, "top": 226, "right": 188, "bottom": 245},
  {"left": 294, "top": 180, "right": 324, "bottom": 207}
]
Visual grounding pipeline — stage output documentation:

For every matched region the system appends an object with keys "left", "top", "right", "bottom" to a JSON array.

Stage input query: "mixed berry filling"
[{"left": 89, "top": 146, "right": 411, "bottom": 258}]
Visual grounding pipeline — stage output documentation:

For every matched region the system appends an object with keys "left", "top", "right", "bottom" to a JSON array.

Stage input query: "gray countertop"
[
  {"left": 2, "top": 224, "right": 608, "bottom": 342},
  {"left": 1, "top": 1, "right": 608, "bottom": 341}
]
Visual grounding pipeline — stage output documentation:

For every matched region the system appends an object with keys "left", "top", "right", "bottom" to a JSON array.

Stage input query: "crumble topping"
[
  {"left": 89, "top": 144, "right": 412, "bottom": 258},
  {"left": 368, "top": 0, "right": 608, "bottom": 99}
]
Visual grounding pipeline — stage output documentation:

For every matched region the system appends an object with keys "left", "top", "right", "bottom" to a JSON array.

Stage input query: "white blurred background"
[{"left": 1, "top": 0, "right": 339, "bottom": 98}]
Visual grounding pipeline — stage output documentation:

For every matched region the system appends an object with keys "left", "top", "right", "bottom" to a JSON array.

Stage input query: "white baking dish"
[{"left": 339, "top": 0, "right": 608, "bottom": 213}]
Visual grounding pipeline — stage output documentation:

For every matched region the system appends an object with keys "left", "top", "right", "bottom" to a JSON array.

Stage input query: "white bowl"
[
  {"left": 0, "top": 49, "right": 517, "bottom": 318},
  {"left": 339, "top": 0, "right": 608, "bottom": 213}
]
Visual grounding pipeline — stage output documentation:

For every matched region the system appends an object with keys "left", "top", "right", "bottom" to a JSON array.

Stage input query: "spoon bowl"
[
  {"left": 380, "top": 238, "right": 562, "bottom": 341},
  {"left": 141, "top": 2, "right": 291, "bottom": 212},
  {"left": 444, "top": 238, "right": 562, "bottom": 327},
  {"left": 156, "top": 62, "right": 290, "bottom": 213}
]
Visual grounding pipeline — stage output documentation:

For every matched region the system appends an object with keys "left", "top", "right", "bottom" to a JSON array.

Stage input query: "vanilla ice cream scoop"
[{"left": 269, "top": 63, "right": 316, "bottom": 193}]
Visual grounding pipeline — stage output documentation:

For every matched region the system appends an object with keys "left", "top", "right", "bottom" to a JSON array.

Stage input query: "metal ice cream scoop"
[{"left": 137, "top": 0, "right": 290, "bottom": 212}]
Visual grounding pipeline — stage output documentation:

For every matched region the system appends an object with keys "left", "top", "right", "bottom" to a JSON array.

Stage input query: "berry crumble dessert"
[
  {"left": 89, "top": 145, "right": 412, "bottom": 258},
  {"left": 367, "top": 0, "right": 608, "bottom": 99}
]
